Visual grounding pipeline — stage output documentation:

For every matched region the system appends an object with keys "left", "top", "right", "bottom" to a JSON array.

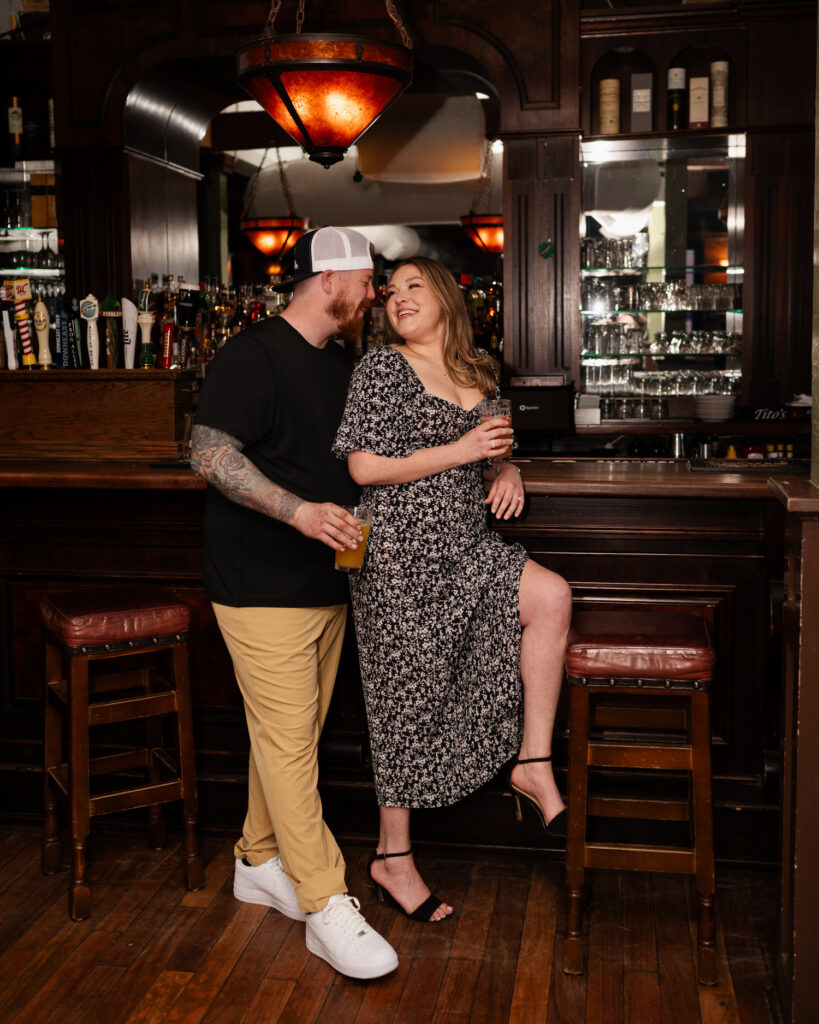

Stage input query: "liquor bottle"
[
  {"left": 710, "top": 61, "right": 729, "bottom": 128},
  {"left": 688, "top": 76, "right": 709, "bottom": 129},
  {"left": 630, "top": 73, "right": 653, "bottom": 132},
  {"left": 365, "top": 275, "right": 388, "bottom": 349},
  {"left": 6, "top": 96, "right": 23, "bottom": 163},
  {"left": 667, "top": 67, "right": 687, "bottom": 130},
  {"left": 599, "top": 78, "right": 620, "bottom": 135},
  {"left": 230, "top": 291, "right": 248, "bottom": 336}
]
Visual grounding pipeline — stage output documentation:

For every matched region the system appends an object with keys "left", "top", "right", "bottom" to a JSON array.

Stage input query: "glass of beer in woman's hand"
[{"left": 479, "top": 398, "right": 513, "bottom": 458}]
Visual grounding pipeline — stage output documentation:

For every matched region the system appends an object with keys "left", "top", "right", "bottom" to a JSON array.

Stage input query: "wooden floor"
[{"left": 0, "top": 823, "right": 781, "bottom": 1024}]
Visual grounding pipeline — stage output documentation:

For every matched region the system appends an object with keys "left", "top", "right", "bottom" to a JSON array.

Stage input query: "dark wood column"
[
  {"left": 769, "top": 479, "right": 819, "bottom": 1023},
  {"left": 502, "top": 134, "right": 580, "bottom": 378}
]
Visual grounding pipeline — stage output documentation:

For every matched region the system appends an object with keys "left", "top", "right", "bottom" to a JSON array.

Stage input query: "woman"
[{"left": 332, "top": 258, "right": 572, "bottom": 923}]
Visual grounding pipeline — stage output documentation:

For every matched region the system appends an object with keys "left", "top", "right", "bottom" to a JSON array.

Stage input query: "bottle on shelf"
[
  {"left": 230, "top": 290, "right": 248, "bottom": 336},
  {"left": 688, "top": 75, "right": 709, "bottom": 130},
  {"left": 667, "top": 67, "right": 687, "bottom": 130},
  {"left": 364, "top": 275, "right": 388, "bottom": 349},
  {"left": 710, "top": 61, "right": 729, "bottom": 128},
  {"left": 6, "top": 96, "right": 23, "bottom": 163},
  {"left": 599, "top": 78, "right": 620, "bottom": 135},
  {"left": 630, "top": 73, "right": 653, "bottom": 132}
]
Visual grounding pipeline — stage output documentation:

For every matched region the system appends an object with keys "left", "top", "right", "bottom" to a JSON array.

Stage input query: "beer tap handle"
[
  {"left": 80, "top": 293, "right": 100, "bottom": 369},
  {"left": 33, "top": 294, "right": 52, "bottom": 368},
  {"left": 122, "top": 298, "right": 138, "bottom": 369}
]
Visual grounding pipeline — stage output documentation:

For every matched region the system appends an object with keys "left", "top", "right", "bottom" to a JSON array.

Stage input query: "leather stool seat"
[
  {"left": 563, "top": 605, "right": 717, "bottom": 985},
  {"left": 565, "top": 607, "right": 715, "bottom": 681},
  {"left": 41, "top": 586, "right": 204, "bottom": 919},
  {"left": 40, "top": 586, "right": 191, "bottom": 651}
]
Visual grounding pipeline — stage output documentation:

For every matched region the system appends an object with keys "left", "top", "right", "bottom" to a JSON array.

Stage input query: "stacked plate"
[{"left": 694, "top": 395, "right": 736, "bottom": 422}]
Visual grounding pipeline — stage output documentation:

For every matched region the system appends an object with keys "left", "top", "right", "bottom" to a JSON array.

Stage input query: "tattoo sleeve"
[{"left": 190, "top": 424, "right": 305, "bottom": 524}]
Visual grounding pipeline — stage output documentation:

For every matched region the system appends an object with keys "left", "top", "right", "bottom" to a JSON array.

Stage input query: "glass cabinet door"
[{"left": 579, "top": 134, "right": 744, "bottom": 421}]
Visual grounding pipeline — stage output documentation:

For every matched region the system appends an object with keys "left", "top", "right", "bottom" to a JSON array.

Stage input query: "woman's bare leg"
[
  {"left": 509, "top": 560, "right": 573, "bottom": 825},
  {"left": 369, "top": 806, "right": 453, "bottom": 921}
]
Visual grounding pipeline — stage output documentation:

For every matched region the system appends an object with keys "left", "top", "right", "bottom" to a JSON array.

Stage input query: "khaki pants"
[{"left": 212, "top": 602, "right": 348, "bottom": 913}]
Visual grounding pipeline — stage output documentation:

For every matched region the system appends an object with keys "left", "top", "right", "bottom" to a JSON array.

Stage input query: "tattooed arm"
[{"left": 190, "top": 423, "right": 362, "bottom": 552}]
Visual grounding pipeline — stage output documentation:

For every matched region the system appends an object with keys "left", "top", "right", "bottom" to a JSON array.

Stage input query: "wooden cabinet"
[{"left": 0, "top": 369, "right": 199, "bottom": 460}]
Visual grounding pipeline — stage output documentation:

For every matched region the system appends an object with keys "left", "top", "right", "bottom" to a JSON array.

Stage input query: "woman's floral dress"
[{"left": 333, "top": 345, "right": 528, "bottom": 808}]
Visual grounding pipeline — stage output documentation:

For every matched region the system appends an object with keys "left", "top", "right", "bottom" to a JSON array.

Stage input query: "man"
[{"left": 190, "top": 226, "right": 397, "bottom": 981}]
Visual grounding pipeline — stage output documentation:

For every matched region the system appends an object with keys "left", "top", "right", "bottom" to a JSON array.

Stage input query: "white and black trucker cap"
[{"left": 274, "top": 226, "right": 374, "bottom": 292}]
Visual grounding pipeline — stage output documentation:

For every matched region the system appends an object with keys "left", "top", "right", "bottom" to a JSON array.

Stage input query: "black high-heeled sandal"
[
  {"left": 367, "top": 849, "right": 450, "bottom": 923},
  {"left": 507, "top": 756, "right": 567, "bottom": 838}
]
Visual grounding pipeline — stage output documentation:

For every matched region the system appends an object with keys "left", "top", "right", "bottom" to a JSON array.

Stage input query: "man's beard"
[{"left": 329, "top": 293, "right": 365, "bottom": 341}]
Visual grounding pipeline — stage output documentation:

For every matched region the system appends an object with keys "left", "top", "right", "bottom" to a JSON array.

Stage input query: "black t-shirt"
[{"left": 195, "top": 316, "right": 360, "bottom": 607}]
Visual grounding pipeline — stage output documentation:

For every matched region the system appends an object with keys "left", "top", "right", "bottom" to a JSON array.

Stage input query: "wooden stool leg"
[
  {"left": 143, "top": 654, "right": 167, "bottom": 850},
  {"left": 564, "top": 684, "right": 590, "bottom": 975},
  {"left": 42, "top": 640, "right": 62, "bottom": 874},
  {"left": 690, "top": 689, "right": 717, "bottom": 985},
  {"left": 173, "top": 643, "right": 204, "bottom": 892},
  {"left": 68, "top": 656, "right": 91, "bottom": 920}
]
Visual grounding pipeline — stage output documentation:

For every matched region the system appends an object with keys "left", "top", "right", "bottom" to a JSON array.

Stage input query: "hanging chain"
[
  {"left": 266, "top": 0, "right": 411, "bottom": 46},
  {"left": 241, "top": 146, "right": 270, "bottom": 220},
  {"left": 385, "top": 0, "right": 413, "bottom": 49},
  {"left": 277, "top": 148, "right": 296, "bottom": 216},
  {"left": 470, "top": 142, "right": 494, "bottom": 214},
  {"left": 264, "top": 0, "right": 281, "bottom": 36}
]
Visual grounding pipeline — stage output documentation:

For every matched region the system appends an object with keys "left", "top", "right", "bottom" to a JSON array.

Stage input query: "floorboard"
[{"left": 0, "top": 824, "right": 782, "bottom": 1024}]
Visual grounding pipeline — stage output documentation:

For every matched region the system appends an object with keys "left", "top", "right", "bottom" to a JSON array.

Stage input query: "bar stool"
[
  {"left": 40, "top": 585, "right": 204, "bottom": 919},
  {"left": 563, "top": 605, "right": 717, "bottom": 985}
]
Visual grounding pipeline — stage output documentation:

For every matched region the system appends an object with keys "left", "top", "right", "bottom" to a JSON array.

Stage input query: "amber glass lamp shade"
[
  {"left": 237, "top": 34, "right": 413, "bottom": 168},
  {"left": 460, "top": 214, "right": 504, "bottom": 254},
  {"left": 241, "top": 216, "right": 308, "bottom": 258}
]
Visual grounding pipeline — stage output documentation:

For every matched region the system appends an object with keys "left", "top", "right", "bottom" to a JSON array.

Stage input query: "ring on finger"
[{"left": 490, "top": 439, "right": 495, "bottom": 449}]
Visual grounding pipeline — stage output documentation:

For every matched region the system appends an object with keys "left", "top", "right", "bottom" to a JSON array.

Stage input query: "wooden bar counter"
[{"left": 0, "top": 457, "right": 792, "bottom": 864}]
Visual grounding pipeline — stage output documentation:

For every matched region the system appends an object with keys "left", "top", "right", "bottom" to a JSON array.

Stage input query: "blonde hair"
[{"left": 385, "top": 257, "right": 498, "bottom": 395}]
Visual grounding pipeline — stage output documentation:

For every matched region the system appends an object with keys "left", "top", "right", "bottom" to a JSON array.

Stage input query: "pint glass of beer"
[
  {"left": 334, "top": 506, "right": 372, "bottom": 573},
  {"left": 479, "top": 398, "right": 513, "bottom": 458}
]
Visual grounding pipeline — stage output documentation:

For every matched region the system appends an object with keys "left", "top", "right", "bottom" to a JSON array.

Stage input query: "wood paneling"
[
  {"left": 503, "top": 135, "right": 580, "bottom": 376},
  {"left": 744, "top": 130, "right": 815, "bottom": 405},
  {"left": 0, "top": 470, "right": 782, "bottom": 865},
  {"left": 0, "top": 370, "right": 198, "bottom": 461}
]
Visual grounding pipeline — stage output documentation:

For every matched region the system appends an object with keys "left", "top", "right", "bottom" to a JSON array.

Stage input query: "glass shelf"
[
  {"left": 581, "top": 351, "right": 741, "bottom": 360},
  {"left": 1, "top": 226, "right": 58, "bottom": 235},
  {"left": 0, "top": 267, "right": 64, "bottom": 277},
  {"left": 581, "top": 309, "right": 743, "bottom": 315},
  {"left": 581, "top": 264, "right": 744, "bottom": 275}
]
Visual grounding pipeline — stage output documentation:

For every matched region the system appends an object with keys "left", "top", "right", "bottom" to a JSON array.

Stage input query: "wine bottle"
[
  {"left": 667, "top": 68, "right": 687, "bottom": 130},
  {"left": 7, "top": 96, "right": 23, "bottom": 162}
]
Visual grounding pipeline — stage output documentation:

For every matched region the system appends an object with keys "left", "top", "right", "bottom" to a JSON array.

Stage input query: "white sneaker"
[
  {"left": 305, "top": 894, "right": 398, "bottom": 979},
  {"left": 233, "top": 856, "right": 307, "bottom": 922}
]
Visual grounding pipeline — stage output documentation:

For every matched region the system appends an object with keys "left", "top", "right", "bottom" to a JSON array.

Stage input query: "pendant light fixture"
[
  {"left": 460, "top": 142, "right": 504, "bottom": 254},
  {"left": 241, "top": 147, "right": 308, "bottom": 266},
  {"left": 236, "top": 0, "right": 413, "bottom": 169}
]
